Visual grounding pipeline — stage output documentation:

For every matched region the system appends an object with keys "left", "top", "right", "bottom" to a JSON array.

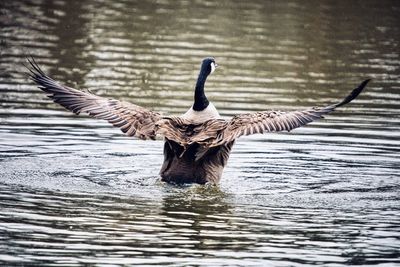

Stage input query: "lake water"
[{"left": 1, "top": 0, "right": 400, "bottom": 266}]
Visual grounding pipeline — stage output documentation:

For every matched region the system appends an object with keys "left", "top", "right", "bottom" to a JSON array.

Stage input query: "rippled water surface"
[{"left": 1, "top": 0, "right": 400, "bottom": 266}]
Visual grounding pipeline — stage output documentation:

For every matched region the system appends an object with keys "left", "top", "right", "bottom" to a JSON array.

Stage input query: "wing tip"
[
  {"left": 26, "top": 56, "right": 45, "bottom": 76},
  {"left": 335, "top": 78, "right": 371, "bottom": 108},
  {"left": 25, "top": 56, "right": 49, "bottom": 87}
]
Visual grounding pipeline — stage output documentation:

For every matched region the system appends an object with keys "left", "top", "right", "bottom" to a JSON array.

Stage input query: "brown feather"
[{"left": 28, "top": 58, "right": 162, "bottom": 140}]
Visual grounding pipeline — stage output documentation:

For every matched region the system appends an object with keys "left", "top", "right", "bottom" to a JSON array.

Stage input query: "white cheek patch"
[{"left": 210, "top": 62, "right": 216, "bottom": 74}]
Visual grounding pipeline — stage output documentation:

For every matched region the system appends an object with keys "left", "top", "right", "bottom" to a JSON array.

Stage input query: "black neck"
[{"left": 193, "top": 70, "right": 209, "bottom": 111}]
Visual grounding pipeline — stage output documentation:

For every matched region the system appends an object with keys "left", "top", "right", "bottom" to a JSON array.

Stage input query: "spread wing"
[
  {"left": 211, "top": 79, "right": 371, "bottom": 145},
  {"left": 27, "top": 58, "right": 162, "bottom": 140}
]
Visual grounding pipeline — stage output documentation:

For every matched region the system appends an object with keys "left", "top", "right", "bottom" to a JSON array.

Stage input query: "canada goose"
[{"left": 27, "top": 57, "right": 370, "bottom": 185}]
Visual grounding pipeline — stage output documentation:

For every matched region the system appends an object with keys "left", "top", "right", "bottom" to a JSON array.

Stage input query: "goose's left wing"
[
  {"left": 212, "top": 79, "right": 370, "bottom": 145},
  {"left": 27, "top": 58, "right": 162, "bottom": 140}
]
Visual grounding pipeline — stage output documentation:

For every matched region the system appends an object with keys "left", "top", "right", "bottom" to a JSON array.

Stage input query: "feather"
[{"left": 27, "top": 58, "right": 162, "bottom": 140}]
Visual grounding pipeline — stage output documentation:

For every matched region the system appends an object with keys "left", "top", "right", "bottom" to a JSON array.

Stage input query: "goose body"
[{"left": 28, "top": 57, "right": 370, "bottom": 185}]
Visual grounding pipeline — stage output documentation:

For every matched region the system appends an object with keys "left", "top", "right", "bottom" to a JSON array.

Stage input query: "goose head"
[{"left": 200, "top": 57, "right": 218, "bottom": 76}]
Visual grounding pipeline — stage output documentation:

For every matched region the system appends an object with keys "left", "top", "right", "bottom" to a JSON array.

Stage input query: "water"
[{"left": 1, "top": 0, "right": 400, "bottom": 265}]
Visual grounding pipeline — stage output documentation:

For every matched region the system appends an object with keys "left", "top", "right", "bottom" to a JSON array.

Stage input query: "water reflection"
[
  {"left": 1, "top": 0, "right": 400, "bottom": 266},
  {"left": 160, "top": 187, "right": 240, "bottom": 250},
  {"left": 1, "top": 184, "right": 399, "bottom": 265}
]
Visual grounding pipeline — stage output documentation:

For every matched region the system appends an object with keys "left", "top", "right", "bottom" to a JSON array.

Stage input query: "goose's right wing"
[
  {"left": 214, "top": 79, "right": 370, "bottom": 144},
  {"left": 28, "top": 58, "right": 162, "bottom": 140}
]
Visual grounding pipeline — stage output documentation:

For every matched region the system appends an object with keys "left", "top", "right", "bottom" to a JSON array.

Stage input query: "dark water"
[{"left": 1, "top": 0, "right": 400, "bottom": 266}]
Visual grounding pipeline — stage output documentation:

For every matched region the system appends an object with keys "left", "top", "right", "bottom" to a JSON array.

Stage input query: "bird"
[{"left": 27, "top": 57, "right": 370, "bottom": 185}]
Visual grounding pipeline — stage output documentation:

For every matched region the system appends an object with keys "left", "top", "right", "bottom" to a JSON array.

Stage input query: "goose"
[{"left": 27, "top": 57, "right": 370, "bottom": 185}]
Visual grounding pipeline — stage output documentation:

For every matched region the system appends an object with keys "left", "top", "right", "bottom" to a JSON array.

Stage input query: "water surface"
[{"left": 0, "top": 0, "right": 400, "bottom": 266}]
